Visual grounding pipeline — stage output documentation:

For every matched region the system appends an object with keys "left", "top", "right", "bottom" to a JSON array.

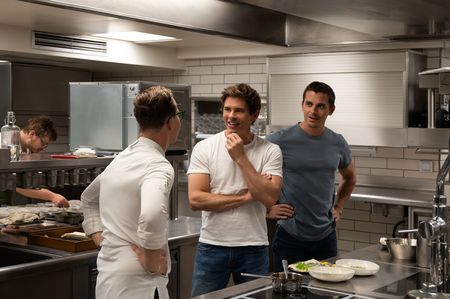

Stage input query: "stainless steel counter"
[
  {"left": 194, "top": 245, "right": 430, "bottom": 299},
  {"left": 315, "top": 245, "right": 425, "bottom": 299},
  {"left": 168, "top": 216, "right": 201, "bottom": 243},
  {"left": 351, "top": 186, "right": 434, "bottom": 208},
  {"left": 0, "top": 216, "right": 201, "bottom": 279}
]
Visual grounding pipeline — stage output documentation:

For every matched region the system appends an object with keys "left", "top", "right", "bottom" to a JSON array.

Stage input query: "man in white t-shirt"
[{"left": 188, "top": 83, "right": 283, "bottom": 297}]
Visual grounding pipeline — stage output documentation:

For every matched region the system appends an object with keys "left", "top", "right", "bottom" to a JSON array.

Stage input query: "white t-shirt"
[{"left": 188, "top": 131, "right": 282, "bottom": 246}]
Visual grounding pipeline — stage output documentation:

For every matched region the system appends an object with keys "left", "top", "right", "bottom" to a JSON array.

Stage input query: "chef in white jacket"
[{"left": 81, "top": 86, "right": 182, "bottom": 299}]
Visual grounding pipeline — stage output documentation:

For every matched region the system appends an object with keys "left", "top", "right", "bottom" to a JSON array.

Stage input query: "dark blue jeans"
[
  {"left": 272, "top": 226, "right": 337, "bottom": 272},
  {"left": 191, "top": 242, "right": 269, "bottom": 297}
]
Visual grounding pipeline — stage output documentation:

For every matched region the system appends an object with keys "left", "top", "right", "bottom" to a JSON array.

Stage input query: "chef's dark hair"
[
  {"left": 22, "top": 115, "right": 57, "bottom": 141},
  {"left": 302, "top": 81, "right": 336, "bottom": 106},
  {"left": 221, "top": 83, "right": 261, "bottom": 115},
  {"left": 134, "top": 86, "right": 177, "bottom": 130}
]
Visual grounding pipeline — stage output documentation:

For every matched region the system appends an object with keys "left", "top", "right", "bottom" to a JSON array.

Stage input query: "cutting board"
[
  {"left": 28, "top": 227, "right": 96, "bottom": 252},
  {"left": 50, "top": 154, "right": 81, "bottom": 159},
  {"left": 0, "top": 223, "right": 76, "bottom": 246}
]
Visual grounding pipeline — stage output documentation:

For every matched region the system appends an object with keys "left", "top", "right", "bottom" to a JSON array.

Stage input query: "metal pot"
[{"left": 241, "top": 272, "right": 304, "bottom": 293}]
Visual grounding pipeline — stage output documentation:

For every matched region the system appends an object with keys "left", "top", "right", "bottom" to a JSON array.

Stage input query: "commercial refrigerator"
[{"left": 69, "top": 81, "right": 191, "bottom": 152}]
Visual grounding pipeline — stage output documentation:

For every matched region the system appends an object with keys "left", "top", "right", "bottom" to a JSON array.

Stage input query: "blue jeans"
[
  {"left": 272, "top": 226, "right": 337, "bottom": 272},
  {"left": 191, "top": 242, "right": 269, "bottom": 297}
]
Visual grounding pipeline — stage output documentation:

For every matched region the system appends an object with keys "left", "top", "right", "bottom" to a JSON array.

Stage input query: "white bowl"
[
  {"left": 335, "top": 259, "right": 380, "bottom": 276},
  {"left": 308, "top": 266, "right": 355, "bottom": 282}
]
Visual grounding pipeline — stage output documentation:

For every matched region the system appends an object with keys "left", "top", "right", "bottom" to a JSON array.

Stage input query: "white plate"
[
  {"left": 335, "top": 259, "right": 380, "bottom": 276},
  {"left": 308, "top": 266, "right": 355, "bottom": 282}
]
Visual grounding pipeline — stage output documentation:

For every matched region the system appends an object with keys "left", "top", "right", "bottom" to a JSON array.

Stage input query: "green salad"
[
  {"left": 295, "top": 262, "right": 310, "bottom": 271},
  {"left": 293, "top": 258, "right": 321, "bottom": 272}
]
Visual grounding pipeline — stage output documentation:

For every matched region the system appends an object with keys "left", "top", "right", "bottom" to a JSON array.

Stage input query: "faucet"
[
  {"left": 416, "top": 146, "right": 450, "bottom": 293},
  {"left": 418, "top": 195, "right": 448, "bottom": 293}
]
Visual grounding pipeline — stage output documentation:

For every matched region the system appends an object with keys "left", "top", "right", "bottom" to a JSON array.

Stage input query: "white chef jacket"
[{"left": 82, "top": 137, "right": 174, "bottom": 299}]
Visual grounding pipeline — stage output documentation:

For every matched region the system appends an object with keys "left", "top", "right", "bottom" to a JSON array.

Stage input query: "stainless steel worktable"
[
  {"left": 350, "top": 186, "right": 434, "bottom": 208},
  {"left": 0, "top": 216, "right": 201, "bottom": 278},
  {"left": 0, "top": 216, "right": 201, "bottom": 299},
  {"left": 193, "top": 245, "right": 431, "bottom": 299}
]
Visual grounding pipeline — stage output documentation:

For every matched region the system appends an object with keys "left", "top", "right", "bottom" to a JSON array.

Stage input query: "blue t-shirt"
[{"left": 266, "top": 124, "right": 352, "bottom": 241}]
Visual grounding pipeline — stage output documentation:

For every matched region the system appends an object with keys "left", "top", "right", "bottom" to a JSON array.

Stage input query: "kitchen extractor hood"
[
  {"left": 405, "top": 67, "right": 450, "bottom": 148},
  {"left": 18, "top": 0, "right": 390, "bottom": 47},
  {"left": 419, "top": 67, "right": 450, "bottom": 94}
]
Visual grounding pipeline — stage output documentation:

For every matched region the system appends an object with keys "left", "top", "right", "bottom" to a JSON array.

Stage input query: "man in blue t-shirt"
[{"left": 265, "top": 81, "right": 357, "bottom": 271}]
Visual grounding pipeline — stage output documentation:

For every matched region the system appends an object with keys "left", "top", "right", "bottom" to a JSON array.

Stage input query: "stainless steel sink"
[{"left": 0, "top": 245, "right": 57, "bottom": 267}]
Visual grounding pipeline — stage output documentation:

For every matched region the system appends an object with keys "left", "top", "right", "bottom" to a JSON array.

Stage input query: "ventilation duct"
[{"left": 32, "top": 31, "right": 107, "bottom": 55}]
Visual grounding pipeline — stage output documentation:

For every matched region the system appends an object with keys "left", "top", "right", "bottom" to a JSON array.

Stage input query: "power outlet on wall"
[{"left": 419, "top": 160, "right": 433, "bottom": 172}]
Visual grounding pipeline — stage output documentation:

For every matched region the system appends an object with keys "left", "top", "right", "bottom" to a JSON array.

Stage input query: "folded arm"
[
  {"left": 226, "top": 133, "right": 282, "bottom": 208},
  {"left": 234, "top": 157, "right": 282, "bottom": 208},
  {"left": 188, "top": 173, "right": 253, "bottom": 212}
]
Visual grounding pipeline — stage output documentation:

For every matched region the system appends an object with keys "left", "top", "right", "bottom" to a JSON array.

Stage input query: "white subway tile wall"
[
  {"left": 92, "top": 55, "right": 443, "bottom": 253},
  {"left": 93, "top": 56, "right": 268, "bottom": 98}
]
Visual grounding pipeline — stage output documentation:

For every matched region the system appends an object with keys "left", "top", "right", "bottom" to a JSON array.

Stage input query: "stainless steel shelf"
[
  {"left": 0, "top": 148, "right": 188, "bottom": 196},
  {"left": 1, "top": 155, "right": 114, "bottom": 171}
]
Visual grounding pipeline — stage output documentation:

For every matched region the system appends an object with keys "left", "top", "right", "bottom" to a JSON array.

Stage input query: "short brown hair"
[
  {"left": 302, "top": 81, "right": 336, "bottom": 106},
  {"left": 133, "top": 86, "right": 177, "bottom": 131},
  {"left": 221, "top": 83, "right": 261, "bottom": 115},
  {"left": 22, "top": 116, "right": 57, "bottom": 141}
]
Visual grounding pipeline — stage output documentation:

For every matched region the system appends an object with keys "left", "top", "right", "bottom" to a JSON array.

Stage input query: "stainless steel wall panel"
[
  {"left": 269, "top": 72, "right": 406, "bottom": 128},
  {"left": 0, "top": 63, "right": 12, "bottom": 122},
  {"left": 69, "top": 81, "right": 191, "bottom": 152},
  {"left": 69, "top": 83, "right": 124, "bottom": 151},
  {"left": 268, "top": 51, "right": 426, "bottom": 147},
  {"left": 268, "top": 52, "right": 407, "bottom": 74},
  {"left": 408, "top": 128, "right": 450, "bottom": 148}
]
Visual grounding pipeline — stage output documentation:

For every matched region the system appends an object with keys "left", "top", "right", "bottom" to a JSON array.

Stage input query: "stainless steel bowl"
[{"left": 385, "top": 238, "right": 417, "bottom": 260}]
